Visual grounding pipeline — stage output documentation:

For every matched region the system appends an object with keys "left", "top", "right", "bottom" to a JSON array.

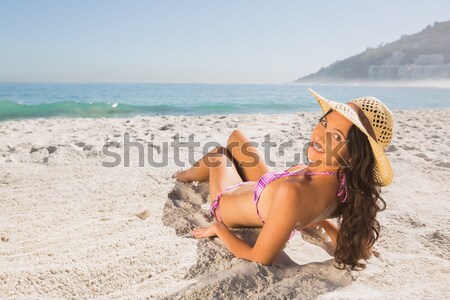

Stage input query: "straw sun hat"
[{"left": 308, "top": 88, "right": 394, "bottom": 186}]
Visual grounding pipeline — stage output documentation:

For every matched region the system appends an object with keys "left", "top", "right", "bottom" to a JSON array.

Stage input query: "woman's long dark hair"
[{"left": 320, "top": 109, "right": 387, "bottom": 271}]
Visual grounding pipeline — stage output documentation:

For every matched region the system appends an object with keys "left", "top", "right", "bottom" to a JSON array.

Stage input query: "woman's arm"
[
  {"left": 213, "top": 222, "right": 253, "bottom": 260},
  {"left": 302, "top": 219, "right": 340, "bottom": 247},
  {"left": 192, "top": 222, "right": 253, "bottom": 260},
  {"left": 319, "top": 219, "right": 339, "bottom": 247}
]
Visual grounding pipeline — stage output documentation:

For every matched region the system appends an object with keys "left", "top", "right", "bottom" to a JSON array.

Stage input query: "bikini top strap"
[
  {"left": 290, "top": 170, "right": 349, "bottom": 203},
  {"left": 288, "top": 170, "right": 337, "bottom": 176}
]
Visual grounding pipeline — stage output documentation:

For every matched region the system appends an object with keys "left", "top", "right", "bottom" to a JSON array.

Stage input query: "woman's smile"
[{"left": 310, "top": 141, "right": 325, "bottom": 153}]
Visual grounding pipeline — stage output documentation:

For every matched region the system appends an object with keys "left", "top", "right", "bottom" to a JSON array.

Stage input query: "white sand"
[{"left": 0, "top": 109, "right": 449, "bottom": 299}]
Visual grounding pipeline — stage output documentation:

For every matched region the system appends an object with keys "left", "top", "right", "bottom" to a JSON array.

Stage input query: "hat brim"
[{"left": 308, "top": 88, "right": 393, "bottom": 186}]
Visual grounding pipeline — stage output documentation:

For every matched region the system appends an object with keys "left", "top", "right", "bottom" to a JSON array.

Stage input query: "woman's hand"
[
  {"left": 302, "top": 219, "right": 339, "bottom": 248},
  {"left": 302, "top": 220, "right": 323, "bottom": 230},
  {"left": 191, "top": 222, "right": 221, "bottom": 239}
]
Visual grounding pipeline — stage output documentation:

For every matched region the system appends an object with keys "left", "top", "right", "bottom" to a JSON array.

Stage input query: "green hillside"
[{"left": 295, "top": 20, "right": 450, "bottom": 83}]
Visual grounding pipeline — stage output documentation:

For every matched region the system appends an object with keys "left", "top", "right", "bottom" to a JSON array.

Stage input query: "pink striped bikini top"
[{"left": 253, "top": 164, "right": 348, "bottom": 225}]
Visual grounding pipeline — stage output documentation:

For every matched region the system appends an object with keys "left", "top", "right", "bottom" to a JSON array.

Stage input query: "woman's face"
[{"left": 308, "top": 110, "right": 353, "bottom": 168}]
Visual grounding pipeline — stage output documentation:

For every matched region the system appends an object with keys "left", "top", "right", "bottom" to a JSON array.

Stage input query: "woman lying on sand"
[{"left": 173, "top": 88, "right": 394, "bottom": 270}]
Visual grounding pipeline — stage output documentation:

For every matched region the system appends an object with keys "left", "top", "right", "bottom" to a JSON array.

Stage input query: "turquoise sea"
[{"left": 0, "top": 83, "right": 449, "bottom": 121}]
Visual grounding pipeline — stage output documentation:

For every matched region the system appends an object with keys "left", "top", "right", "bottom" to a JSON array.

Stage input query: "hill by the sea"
[{"left": 295, "top": 20, "right": 450, "bottom": 85}]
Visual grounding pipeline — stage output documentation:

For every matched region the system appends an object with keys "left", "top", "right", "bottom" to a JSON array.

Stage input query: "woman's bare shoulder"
[{"left": 281, "top": 174, "right": 317, "bottom": 196}]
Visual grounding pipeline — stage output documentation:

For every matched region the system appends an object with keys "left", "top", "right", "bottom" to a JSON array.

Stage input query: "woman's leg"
[
  {"left": 173, "top": 146, "right": 235, "bottom": 183},
  {"left": 226, "top": 129, "right": 273, "bottom": 181},
  {"left": 173, "top": 129, "right": 272, "bottom": 182},
  {"left": 207, "top": 151, "right": 243, "bottom": 202}
]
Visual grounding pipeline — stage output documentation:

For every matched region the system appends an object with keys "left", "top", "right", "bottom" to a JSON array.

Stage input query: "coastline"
[
  {"left": 2, "top": 83, "right": 450, "bottom": 122},
  {"left": 0, "top": 109, "right": 449, "bottom": 299},
  {"left": 292, "top": 79, "right": 450, "bottom": 89}
]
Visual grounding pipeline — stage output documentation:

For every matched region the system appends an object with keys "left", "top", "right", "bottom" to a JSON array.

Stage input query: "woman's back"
[{"left": 217, "top": 163, "right": 341, "bottom": 229}]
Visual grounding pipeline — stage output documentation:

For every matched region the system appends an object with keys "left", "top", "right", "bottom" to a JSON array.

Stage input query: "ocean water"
[{"left": 0, "top": 83, "right": 449, "bottom": 121}]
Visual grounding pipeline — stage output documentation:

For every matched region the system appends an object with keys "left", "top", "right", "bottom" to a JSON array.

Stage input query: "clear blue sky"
[{"left": 1, "top": 0, "right": 449, "bottom": 84}]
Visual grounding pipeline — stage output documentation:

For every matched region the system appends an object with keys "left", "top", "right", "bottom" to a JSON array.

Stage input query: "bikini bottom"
[
  {"left": 210, "top": 182, "right": 245, "bottom": 223},
  {"left": 209, "top": 181, "right": 298, "bottom": 240}
]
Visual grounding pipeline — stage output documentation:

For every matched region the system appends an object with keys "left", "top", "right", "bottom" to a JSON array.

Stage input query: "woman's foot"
[{"left": 172, "top": 169, "right": 192, "bottom": 182}]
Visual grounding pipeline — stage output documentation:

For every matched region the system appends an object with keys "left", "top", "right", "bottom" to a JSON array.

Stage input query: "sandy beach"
[{"left": 0, "top": 109, "right": 449, "bottom": 299}]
